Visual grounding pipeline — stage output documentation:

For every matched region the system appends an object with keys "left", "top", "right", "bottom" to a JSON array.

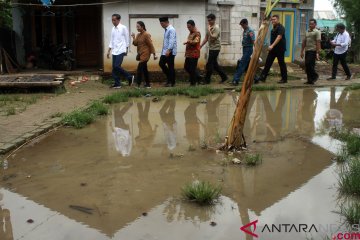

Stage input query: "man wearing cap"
[
  {"left": 232, "top": 18, "right": 255, "bottom": 86},
  {"left": 159, "top": 17, "right": 177, "bottom": 87}
]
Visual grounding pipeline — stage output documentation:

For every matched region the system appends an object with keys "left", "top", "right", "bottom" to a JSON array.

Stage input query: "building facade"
[{"left": 11, "top": 0, "right": 314, "bottom": 72}]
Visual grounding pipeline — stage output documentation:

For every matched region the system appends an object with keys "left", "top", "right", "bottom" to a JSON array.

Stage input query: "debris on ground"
[
  {"left": 199, "top": 99, "right": 207, "bottom": 104},
  {"left": 27, "top": 219, "right": 34, "bottom": 224},
  {"left": 152, "top": 97, "right": 160, "bottom": 102},
  {"left": 69, "top": 205, "right": 94, "bottom": 214},
  {"left": 210, "top": 221, "right": 217, "bottom": 226},
  {"left": 169, "top": 153, "right": 185, "bottom": 159},
  {"left": 232, "top": 158, "right": 242, "bottom": 164}
]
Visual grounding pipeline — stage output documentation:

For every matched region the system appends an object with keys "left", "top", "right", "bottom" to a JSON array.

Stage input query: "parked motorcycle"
[{"left": 53, "top": 43, "right": 75, "bottom": 71}]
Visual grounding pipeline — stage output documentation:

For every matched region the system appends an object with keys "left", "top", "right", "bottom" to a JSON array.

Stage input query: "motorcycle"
[{"left": 53, "top": 43, "right": 75, "bottom": 71}]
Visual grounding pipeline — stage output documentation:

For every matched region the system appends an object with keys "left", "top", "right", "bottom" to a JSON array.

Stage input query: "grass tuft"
[
  {"left": 5, "top": 107, "right": 16, "bottom": 116},
  {"left": 62, "top": 101, "right": 109, "bottom": 128},
  {"left": 182, "top": 181, "right": 222, "bottom": 205},
  {"left": 345, "top": 83, "right": 360, "bottom": 91},
  {"left": 338, "top": 159, "right": 360, "bottom": 196},
  {"left": 62, "top": 111, "right": 95, "bottom": 129},
  {"left": 243, "top": 153, "right": 263, "bottom": 166},
  {"left": 340, "top": 201, "right": 360, "bottom": 225}
]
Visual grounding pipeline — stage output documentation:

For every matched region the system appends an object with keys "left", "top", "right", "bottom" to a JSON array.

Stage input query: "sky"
[{"left": 314, "top": 0, "right": 335, "bottom": 11}]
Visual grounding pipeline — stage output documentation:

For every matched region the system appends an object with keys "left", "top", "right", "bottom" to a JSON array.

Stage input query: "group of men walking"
[{"left": 107, "top": 13, "right": 352, "bottom": 89}]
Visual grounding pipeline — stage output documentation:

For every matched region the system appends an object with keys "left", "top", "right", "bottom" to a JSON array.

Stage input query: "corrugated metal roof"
[
  {"left": 316, "top": 19, "right": 346, "bottom": 31},
  {"left": 314, "top": 11, "right": 336, "bottom": 20}
]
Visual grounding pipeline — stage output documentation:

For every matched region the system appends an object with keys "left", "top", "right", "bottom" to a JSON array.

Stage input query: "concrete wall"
[
  {"left": 206, "top": 0, "right": 261, "bottom": 66},
  {"left": 102, "top": 0, "right": 206, "bottom": 72}
]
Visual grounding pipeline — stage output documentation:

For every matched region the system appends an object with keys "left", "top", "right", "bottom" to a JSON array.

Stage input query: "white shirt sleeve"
[{"left": 340, "top": 32, "right": 350, "bottom": 47}]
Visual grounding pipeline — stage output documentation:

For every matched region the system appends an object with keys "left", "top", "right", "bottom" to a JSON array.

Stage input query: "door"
[
  {"left": 271, "top": 11, "right": 295, "bottom": 62},
  {"left": 75, "top": 6, "right": 102, "bottom": 67}
]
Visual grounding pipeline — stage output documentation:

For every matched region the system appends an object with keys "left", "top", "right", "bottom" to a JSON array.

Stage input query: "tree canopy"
[{"left": 0, "top": 0, "right": 12, "bottom": 29}]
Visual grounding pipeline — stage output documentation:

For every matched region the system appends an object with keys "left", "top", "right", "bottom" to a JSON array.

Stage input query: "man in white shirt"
[
  {"left": 327, "top": 23, "right": 352, "bottom": 80},
  {"left": 107, "top": 14, "right": 134, "bottom": 88}
]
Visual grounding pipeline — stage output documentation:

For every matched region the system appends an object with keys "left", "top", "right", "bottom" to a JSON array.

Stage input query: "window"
[{"left": 219, "top": 5, "right": 231, "bottom": 44}]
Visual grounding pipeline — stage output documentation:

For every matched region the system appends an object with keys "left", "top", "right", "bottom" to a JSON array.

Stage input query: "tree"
[
  {"left": 221, "top": 0, "right": 280, "bottom": 151},
  {"left": 333, "top": 0, "right": 360, "bottom": 61},
  {"left": 0, "top": 0, "right": 12, "bottom": 29}
]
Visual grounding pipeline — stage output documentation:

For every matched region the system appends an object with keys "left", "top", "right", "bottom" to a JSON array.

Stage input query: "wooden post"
[{"left": 222, "top": 19, "right": 271, "bottom": 150}]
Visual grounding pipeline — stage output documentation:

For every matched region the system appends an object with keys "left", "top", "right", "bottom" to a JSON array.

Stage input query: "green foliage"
[
  {"left": 0, "top": 0, "right": 12, "bottom": 29},
  {"left": 103, "top": 86, "right": 224, "bottom": 104},
  {"left": 340, "top": 201, "right": 360, "bottom": 225},
  {"left": 62, "top": 110, "right": 95, "bottom": 129},
  {"left": 243, "top": 153, "right": 263, "bottom": 166},
  {"left": 62, "top": 101, "right": 109, "bottom": 128},
  {"left": 345, "top": 83, "right": 360, "bottom": 91},
  {"left": 333, "top": 0, "right": 360, "bottom": 59},
  {"left": 182, "top": 181, "right": 222, "bottom": 205},
  {"left": 338, "top": 159, "right": 360, "bottom": 196}
]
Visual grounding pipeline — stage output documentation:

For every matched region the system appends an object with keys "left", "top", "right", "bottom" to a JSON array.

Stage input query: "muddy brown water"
[{"left": 0, "top": 87, "right": 359, "bottom": 240}]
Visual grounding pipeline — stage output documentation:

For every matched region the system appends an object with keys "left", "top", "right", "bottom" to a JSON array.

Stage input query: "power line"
[{"left": 11, "top": 0, "right": 128, "bottom": 7}]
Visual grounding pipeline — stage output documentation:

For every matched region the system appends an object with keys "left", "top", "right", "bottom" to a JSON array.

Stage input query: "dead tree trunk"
[{"left": 222, "top": 19, "right": 271, "bottom": 150}]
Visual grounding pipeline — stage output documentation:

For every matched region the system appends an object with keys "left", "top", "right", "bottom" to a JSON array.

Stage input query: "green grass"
[
  {"left": 62, "top": 111, "right": 95, "bottom": 129},
  {"left": 331, "top": 129, "right": 360, "bottom": 157},
  {"left": 345, "top": 83, "right": 360, "bottom": 91},
  {"left": 243, "top": 153, "right": 263, "bottom": 166},
  {"left": 338, "top": 159, "right": 360, "bottom": 196},
  {"left": 182, "top": 181, "right": 222, "bottom": 205},
  {"left": 335, "top": 148, "right": 350, "bottom": 163},
  {"left": 5, "top": 107, "right": 16, "bottom": 116},
  {"left": 104, "top": 86, "right": 224, "bottom": 104},
  {"left": 62, "top": 101, "right": 109, "bottom": 128},
  {"left": 88, "top": 101, "right": 109, "bottom": 116},
  {"left": 340, "top": 201, "right": 360, "bottom": 225},
  {"left": 236, "top": 85, "right": 280, "bottom": 92}
]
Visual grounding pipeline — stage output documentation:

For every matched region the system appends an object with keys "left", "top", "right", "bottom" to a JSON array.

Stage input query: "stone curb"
[{"left": 0, "top": 118, "right": 62, "bottom": 156}]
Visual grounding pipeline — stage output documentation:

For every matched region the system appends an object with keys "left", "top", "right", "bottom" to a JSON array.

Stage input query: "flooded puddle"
[{"left": 1, "top": 87, "right": 359, "bottom": 240}]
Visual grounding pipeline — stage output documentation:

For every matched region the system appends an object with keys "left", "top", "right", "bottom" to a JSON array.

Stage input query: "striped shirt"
[{"left": 161, "top": 25, "right": 177, "bottom": 56}]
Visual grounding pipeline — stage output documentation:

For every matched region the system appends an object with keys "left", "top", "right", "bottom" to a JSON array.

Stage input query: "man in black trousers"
[
  {"left": 255, "top": 15, "right": 288, "bottom": 84},
  {"left": 301, "top": 19, "right": 321, "bottom": 84}
]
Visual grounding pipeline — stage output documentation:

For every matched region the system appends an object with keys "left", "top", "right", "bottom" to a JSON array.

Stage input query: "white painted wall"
[{"left": 102, "top": 0, "right": 206, "bottom": 72}]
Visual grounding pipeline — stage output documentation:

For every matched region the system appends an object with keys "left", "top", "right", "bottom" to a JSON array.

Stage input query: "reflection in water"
[
  {"left": 205, "top": 95, "right": 225, "bottom": 144},
  {"left": 325, "top": 87, "right": 347, "bottom": 129},
  {"left": 184, "top": 102, "right": 202, "bottom": 146},
  {"left": 300, "top": 89, "right": 317, "bottom": 137},
  {"left": 113, "top": 103, "right": 133, "bottom": 156},
  {"left": 261, "top": 89, "right": 287, "bottom": 140},
  {"left": 0, "top": 88, "right": 359, "bottom": 240},
  {"left": 160, "top": 100, "right": 177, "bottom": 151},
  {"left": 163, "top": 198, "right": 216, "bottom": 225},
  {"left": 136, "top": 101, "right": 158, "bottom": 153},
  {"left": 0, "top": 193, "right": 13, "bottom": 240}
]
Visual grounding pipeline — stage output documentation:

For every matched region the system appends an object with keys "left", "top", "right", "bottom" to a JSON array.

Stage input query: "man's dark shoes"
[
  {"left": 327, "top": 77, "right": 336, "bottom": 81},
  {"left": 277, "top": 79, "right": 287, "bottom": 84},
  {"left": 304, "top": 81, "right": 314, "bottom": 85},
  {"left": 110, "top": 84, "right": 121, "bottom": 89},
  {"left": 345, "top": 75, "right": 352, "bottom": 80}
]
